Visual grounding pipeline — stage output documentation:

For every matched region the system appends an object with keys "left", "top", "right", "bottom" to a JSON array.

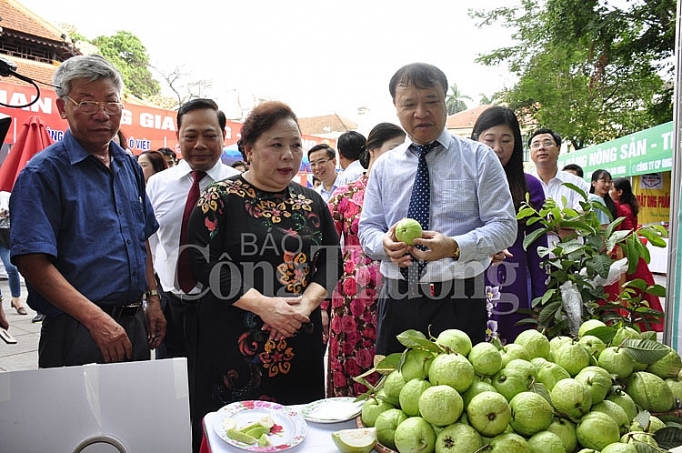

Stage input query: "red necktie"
[{"left": 177, "top": 170, "right": 207, "bottom": 293}]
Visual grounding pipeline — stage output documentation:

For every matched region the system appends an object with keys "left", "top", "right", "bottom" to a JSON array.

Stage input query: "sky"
[{"left": 20, "top": 0, "right": 518, "bottom": 132}]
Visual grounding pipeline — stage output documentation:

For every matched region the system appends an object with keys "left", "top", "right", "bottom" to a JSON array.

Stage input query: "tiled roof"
[
  {"left": 0, "top": 0, "right": 68, "bottom": 44},
  {"left": 446, "top": 105, "right": 493, "bottom": 129},
  {"left": 1, "top": 55, "right": 59, "bottom": 87},
  {"left": 298, "top": 114, "right": 358, "bottom": 136}
]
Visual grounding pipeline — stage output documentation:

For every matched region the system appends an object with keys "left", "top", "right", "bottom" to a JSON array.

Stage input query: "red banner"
[{"left": 1, "top": 81, "right": 331, "bottom": 158}]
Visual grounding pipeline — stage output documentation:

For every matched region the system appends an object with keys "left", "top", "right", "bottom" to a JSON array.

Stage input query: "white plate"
[
  {"left": 301, "top": 397, "right": 364, "bottom": 424},
  {"left": 213, "top": 400, "right": 307, "bottom": 451}
]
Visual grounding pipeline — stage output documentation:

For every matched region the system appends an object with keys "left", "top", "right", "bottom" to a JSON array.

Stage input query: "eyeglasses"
[
  {"left": 530, "top": 139, "right": 556, "bottom": 149},
  {"left": 309, "top": 158, "right": 333, "bottom": 168},
  {"left": 66, "top": 96, "right": 124, "bottom": 115}
]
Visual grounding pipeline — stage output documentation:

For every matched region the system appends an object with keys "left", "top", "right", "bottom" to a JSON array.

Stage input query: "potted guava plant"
[{"left": 516, "top": 183, "right": 667, "bottom": 337}]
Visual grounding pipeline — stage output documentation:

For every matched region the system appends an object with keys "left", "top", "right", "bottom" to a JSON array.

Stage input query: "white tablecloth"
[{"left": 202, "top": 405, "right": 357, "bottom": 453}]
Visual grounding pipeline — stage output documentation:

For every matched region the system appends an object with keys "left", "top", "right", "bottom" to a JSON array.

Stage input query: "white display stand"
[
  {"left": 647, "top": 236, "right": 669, "bottom": 274},
  {"left": 0, "top": 358, "right": 191, "bottom": 453}
]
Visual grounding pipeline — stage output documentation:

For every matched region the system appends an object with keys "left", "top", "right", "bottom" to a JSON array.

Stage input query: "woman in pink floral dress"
[{"left": 326, "top": 123, "right": 406, "bottom": 396}]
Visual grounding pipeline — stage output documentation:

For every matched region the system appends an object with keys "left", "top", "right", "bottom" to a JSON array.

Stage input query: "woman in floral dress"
[
  {"left": 326, "top": 123, "right": 406, "bottom": 396},
  {"left": 187, "top": 102, "right": 342, "bottom": 444}
]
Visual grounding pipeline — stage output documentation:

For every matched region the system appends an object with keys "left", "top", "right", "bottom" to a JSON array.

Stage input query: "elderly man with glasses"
[
  {"left": 308, "top": 144, "right": 339, "bottom": 202},
  {"left": 9, "top": 54, "right": 166, "bottom": 368}
]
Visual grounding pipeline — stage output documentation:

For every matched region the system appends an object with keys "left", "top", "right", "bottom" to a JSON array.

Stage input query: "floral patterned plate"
[
  {"left": 301, "top": 397, "right": 364, "bottom": 423},
  {"left": 213, "top": 400, "right": 307, "bottom": 451}
]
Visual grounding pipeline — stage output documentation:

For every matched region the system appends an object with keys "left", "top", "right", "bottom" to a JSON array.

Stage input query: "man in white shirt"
[
  {"left": 147, "top": 98, "right": 239, "bottom": 362},
  {"left": 529, "top": 128, "right": 590, "bottom": 207},
  {"left": 528, "top": 128, "right": 590, "bottom": 245},
  {"left": 309, "top": 144, "right": 339, "bottom": 202},
  {"left": 335, "top": 131, "right": 366, "bottom": 187}
]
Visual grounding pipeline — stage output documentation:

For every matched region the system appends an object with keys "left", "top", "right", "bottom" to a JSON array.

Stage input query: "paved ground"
[
  {"left": 0, "top": 273, "right": 669, "bottom": 372},
  {"left": 0, "top": 275, "right": 40, "bottom": 371}
]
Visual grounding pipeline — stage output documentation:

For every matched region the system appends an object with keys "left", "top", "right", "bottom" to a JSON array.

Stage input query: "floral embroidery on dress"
[
  {"left": 277, "top": 250, "right": 309, "bottom": 294},
  {"left": 259, "top": 338, "right": 295, "bottom": 377}
]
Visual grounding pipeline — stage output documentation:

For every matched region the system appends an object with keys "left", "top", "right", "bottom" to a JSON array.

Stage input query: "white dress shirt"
[
  {"left": 146, "top": 160, "right": 239, "bottom": 295},
  {"left": 335, "top": 160, "right": 365, "bottom": 187},
  {"left": 529, "top": 169, "right": 590, "bottom": 209},
  {"left": 359, "top": 129, "right": 517, "bottom": 281}
]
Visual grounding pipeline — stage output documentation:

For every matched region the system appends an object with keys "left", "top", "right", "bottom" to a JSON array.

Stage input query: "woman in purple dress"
[{"left": 472, "top": 106, "right": 548, "bottom": 343}]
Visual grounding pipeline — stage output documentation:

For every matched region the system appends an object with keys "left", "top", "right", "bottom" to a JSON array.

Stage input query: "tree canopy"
[
  {"left": 445, "top": 83, "right": 473, "bottom": 115},
  {"left": 91, "top": 31, "right": 161, "bottom": 100},
  {"left": 470, "top": 0, "right": 674, "bottom": 150}
]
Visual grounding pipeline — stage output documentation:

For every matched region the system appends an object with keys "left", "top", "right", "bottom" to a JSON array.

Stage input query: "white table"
[{"left": 202, "top": 405, "right": 357, "bottom": 453}]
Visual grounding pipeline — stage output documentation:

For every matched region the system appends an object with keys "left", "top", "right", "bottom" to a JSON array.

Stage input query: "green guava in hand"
[{"left": 395, "top": 218, "right": 423, "bottom": 246}]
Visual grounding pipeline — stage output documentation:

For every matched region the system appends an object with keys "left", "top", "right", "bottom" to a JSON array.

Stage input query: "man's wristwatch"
[
  {"left": 451, "top": 240, "right": 460, "bottom": 261},
  {"left": 145, "top": 289, "right": 160, "bottom": 299}
]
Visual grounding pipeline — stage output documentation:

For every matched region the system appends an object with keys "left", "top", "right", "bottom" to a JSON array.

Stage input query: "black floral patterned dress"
[{"left": 187, "top": 175, "right": 341, "bottom": 427}]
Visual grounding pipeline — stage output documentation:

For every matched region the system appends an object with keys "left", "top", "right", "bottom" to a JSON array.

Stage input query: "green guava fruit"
[
  {"left": 527, "top": 430, "right": 566, "bottom": 453},
  {"left": 546, "top": 418, "right": 578, "bottom": 453},
  {"left": 466, "top": 391, "right": 511, "bottom": 437},
  {"left": 500, "top": 344, "right": 530, "bottom": 368},
  {"left": 625, "top": 371, "right": 674, "bottom": 412},
  {"left": 647, "top": 346, "right": 682, "bottom": 379},
  {"left": 487, "top": 432, "right": 532, "bottom": 453},
  {"left": 383, "top": 370, "right": 406, "bottom": 406},
  {"left": 436, "top": 328, "right": 472, "bottom": 356},
  {"left": 590, "top": 399, "right": 629, "bottom": 434},
  {"left": 533, "top": 357, "right": 570, "bottom": 391},
  {"left": 575, "top": 365, "right": 612, "bottom": 405},
  {"left": 509, "top": 391, "right": 554, "bottom": 436},
  {"left": 434, "top": 422, "right": 483, "bottom": 453},
  {"left": 393, "top": 416, "right": 436, "bottom": 453},
  {"left": 607, "top": 389, "right": 638, "bottom": 421},
  {"left": 374, "top": 408, "right": 408, "bottom": 450},
  {"left": 463, "top": 380, "right": 497, "bottom": 408},
  {"left": 362, "top": 395, "right": 395, "bottom": 427},
  {"left": 331, "top": 428, "right": 377, "bottom": 453},
  {"left": 395, "top": 218, "right": 423, "bottom": 246},
  {"left": 399, "top": 378, "right": 432, "bottom": 417},
  {"left": 612, "top": 326, "right": 640, "bottom": 346},
  {"left": 576, "top": 411, "right": 621, "bottom": 450},
  {"left": 514, "top": 329, "right": 551, "bottom": 360},
  {"left": 550, "top": 378, "right": 592, "bottom": 420},
  {"left": 428, "top": 352, "right": 475, "bottom": 393},
  {"left": 402, "top": 348, "right": 435, "bottom": 381},
  {"left": 601, "top": 443, "right": 637, "bottom": 453},
  {"left": 468, "top": 342, "right": 503, "bottom": 377},
  {"left": 598, "top": 347, "right": 634, "bottom": 380},
  {"left": 578, "top": 335, "right": 606, "bottom": 359},
  {"left": 578, "top": 319, "right": 607, "bottom": 338},
  {"left": 418, "top": 385, "right": 463, "bottom": 427},
  {"left": 553, "top": 341, "right": 591, "bottom": 377}
]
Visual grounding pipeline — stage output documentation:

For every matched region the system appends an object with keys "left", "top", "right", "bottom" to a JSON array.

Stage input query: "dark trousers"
[
  {"left": 155, "top": 290, "right": 199, "bottom": 360},
  {"left": 38, "top": 308, "right": 149, "bottom": 368},
  {"left": 375, "top": 275, "right": 487, "bottom": 356}
]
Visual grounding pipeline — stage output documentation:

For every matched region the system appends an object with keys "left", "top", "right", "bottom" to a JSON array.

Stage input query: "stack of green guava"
[{"left": 358, "top": 323, "right": 682, "bottom": 453}]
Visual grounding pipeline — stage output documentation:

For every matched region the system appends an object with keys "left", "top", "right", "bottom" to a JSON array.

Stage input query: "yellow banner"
[{"left": 632, "top": 172, "right": 671, "bottom": 226}]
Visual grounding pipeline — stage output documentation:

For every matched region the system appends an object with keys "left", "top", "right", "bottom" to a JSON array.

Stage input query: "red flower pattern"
[{"left": 325, "top": 176, "right": 380, "bottom": 397}]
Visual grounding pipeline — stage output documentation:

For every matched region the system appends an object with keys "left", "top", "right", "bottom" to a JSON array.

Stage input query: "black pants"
[
  {"left": 155, "top": 290, "right": 199, "bottom": 360},
  {"left": 38, "top": 308, "right": 149, "bottom": 368},
  {"left": 375, "top": 276, "right": 487, "bottom": 356}
]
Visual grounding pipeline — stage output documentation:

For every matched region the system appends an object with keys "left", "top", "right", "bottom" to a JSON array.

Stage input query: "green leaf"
[
  {"left": 640, "top": 331, "right": 658, "bottom": 341},
  {"left": 538, "top": 300, "right": 562, "bottom": 326},
  {"left": 621, "top": 339, "right": 669, "bottom": 364},
  {"left": 375, "top": 353, "right": 401, "bottom": 373},
  {"left": 639, "top": 228, "right": 667, "bottom": 247},
  {"left": 654, "top": 426, "right": 682, "bottom": 450},
  {"left": 523, "top": 228, "right": 547, "bottom": 250},
  {"left": 583, "top": 325, "right": 617, "bottom": 344},
  {"left": 396, "top": 330, "right": 440, "bottom": 352}
]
